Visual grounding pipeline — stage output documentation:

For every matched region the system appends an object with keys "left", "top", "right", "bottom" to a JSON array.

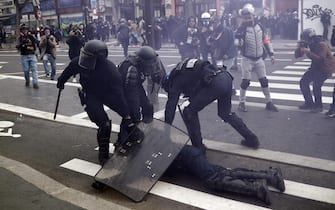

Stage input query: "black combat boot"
[
  {"left": 227, "top": 167, "right": 285, "bottom": 192},
  {"left": 205, "top": 172, "right": 271, "bottom": 204},
  {"left": 98, "top": 142, "right": 110, "bottom": 166},
  {"left": 225, "top": 113, "right": 260, "bottom": 148},
  {"left": 97, "top": 121, "right": 111, "bottom": 166}
]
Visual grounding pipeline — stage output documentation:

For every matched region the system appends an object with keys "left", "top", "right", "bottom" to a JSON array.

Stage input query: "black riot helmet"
[
  {"left": 78, "top": 40, "right": 108, "bottom": 70},
  {"left": 135, "top": 46, "right": 158, "bottom": 76}
]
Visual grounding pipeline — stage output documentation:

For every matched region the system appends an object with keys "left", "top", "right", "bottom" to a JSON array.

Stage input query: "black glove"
[{"left": 56, "top": 80, "right": 64, "bottom": 89}]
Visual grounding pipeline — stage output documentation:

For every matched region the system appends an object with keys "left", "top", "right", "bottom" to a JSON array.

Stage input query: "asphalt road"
[{"left": 0, "top": 43, "right": 334, "bottom": 210}]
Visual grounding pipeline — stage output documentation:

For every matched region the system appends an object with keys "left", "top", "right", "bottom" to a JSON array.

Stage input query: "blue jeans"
[
  {"left": 43, "top": 53, "right": 56, "bottom": 79},
  {"left": 21, "top": 54, "right": 38, "bottom": 85}
]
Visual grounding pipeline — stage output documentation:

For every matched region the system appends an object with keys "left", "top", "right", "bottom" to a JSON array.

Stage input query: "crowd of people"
[{"left": 12, "top": 2, "right": 335, "bottom": 205}]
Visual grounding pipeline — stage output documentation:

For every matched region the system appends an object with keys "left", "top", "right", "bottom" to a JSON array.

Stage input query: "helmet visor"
[{"left": 78, "top": 48, "right": 96, "bottom": 70}]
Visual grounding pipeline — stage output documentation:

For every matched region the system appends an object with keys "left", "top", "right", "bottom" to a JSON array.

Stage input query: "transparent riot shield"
[{"left": 94, "top": 119, "right": 190, "bottom": 202}]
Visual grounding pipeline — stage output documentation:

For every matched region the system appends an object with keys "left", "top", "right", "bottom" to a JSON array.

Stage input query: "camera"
[
  {"left": 298, "top": 41, "right": 308, "bottom": 48},
  {"left": 73, "top": 30, "right": 82, "bottom": 37}
]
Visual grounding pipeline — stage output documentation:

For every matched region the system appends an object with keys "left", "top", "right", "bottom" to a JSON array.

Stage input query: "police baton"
[
  {"left": 54, "top": 89, "right": 62, "bottom": 120},
  {"left": 177, "top": 104, "right": 185, "bottom": 122},
  {"left": 177, "top": 98, "right": 189, "bottom": 123}
]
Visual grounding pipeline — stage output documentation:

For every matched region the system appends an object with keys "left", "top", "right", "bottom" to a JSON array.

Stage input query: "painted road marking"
[
  {"left": 294, "top": 61, "right": 311, "bottom": 65},
  {"left": 267, "top": 75, "right": 335, "bottom": 83},
  {"left": 272, "top": 70, "right": 305, "bottom": 75},
  {"left": 1, "top": 102, "right": 334, "bottom": 173},
  {"left": 0, "top": 155, "right": 130, "bottom": 210},
  {"left": 250, "top": 81, "right": 334, "bottom": 92},
  {"left": 284, "top": 65, "right": 309, "bottom": 70}
]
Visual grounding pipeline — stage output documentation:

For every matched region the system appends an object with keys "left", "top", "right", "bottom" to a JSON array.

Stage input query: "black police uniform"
[
  {"left": 118, "top": 57, "right": 154, "bottom": 124},
  {"left": 57, "top": 56, "right": 134, "bottom": 165},
  {"left": 164, "top": 59, "right": 259, "bottom": 153},
  {"left": 168, "top": 145, "right": 285, "bottom": 204}
]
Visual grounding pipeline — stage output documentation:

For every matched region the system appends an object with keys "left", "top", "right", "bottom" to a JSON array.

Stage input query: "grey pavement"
[{"left": 1, "top": 37, "right": 335, "bottom": 210}]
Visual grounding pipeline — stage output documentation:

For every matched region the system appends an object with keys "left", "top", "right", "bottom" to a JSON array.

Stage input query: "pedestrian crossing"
[
  {"left": 231, "top": 59, "right": 334, "bottom": 110},
  {"left": 1, "top": 51, "right": 335, "bottom": 209}
]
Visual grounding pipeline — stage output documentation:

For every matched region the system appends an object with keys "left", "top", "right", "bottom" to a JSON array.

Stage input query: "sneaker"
[
  {"left": 310, "top": 106, "right": 323, "bottom": 113},
  {"left": 33, "top": 84, "right": 39, "bottom": 89},
  {"left": 265, "top": 102, "right": 279, "bottom": 112},
  {"left": 298, "top": 103, "right": 314, "bottom": 110},
  {"left": 238, "top": 102, "right": 248, "bottom": 112},
  {"left": 45, "top": 73, "right": 50, "bottom": 78},
  {"left": 25, "top": 81, "right": 29, "bottom": 87},
  {"left": 325, "top": 109, "right": 335, "bottom": 118}
]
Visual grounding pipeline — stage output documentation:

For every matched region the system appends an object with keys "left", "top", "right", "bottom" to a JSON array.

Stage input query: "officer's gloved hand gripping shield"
[{"left": 78, "top": 40, "right": 108, "bottom": 70}]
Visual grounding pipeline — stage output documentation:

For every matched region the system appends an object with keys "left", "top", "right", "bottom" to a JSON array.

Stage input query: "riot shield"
[{"left": 94, "top": 119, "right": 190, "bottom": 202}]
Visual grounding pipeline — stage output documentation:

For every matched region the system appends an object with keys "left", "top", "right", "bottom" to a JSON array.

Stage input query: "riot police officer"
[
  {"left": 168, "top": 145, "right": 285, "bottom": 204},
  {"left": 118, "top": 46, "right": 166, "bottom": 127},
  {"left": 162, "top": 58, "right": 260, "bottom": 154},
  {"left": 57, "top": 40, "right": 142, "bottom": 165}
]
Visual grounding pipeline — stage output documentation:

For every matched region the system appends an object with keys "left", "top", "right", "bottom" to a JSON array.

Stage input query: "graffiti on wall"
[{"left": 303, "top": 4, "right": 333, "bottom": 21}]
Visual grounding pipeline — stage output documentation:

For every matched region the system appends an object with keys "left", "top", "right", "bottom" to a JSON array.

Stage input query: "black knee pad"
[
  {"left": 259, "top": 77, "right": 269, "bottom": 88},
  {"left": 240, "top": 79, "right": 250, "bottom": 90}
]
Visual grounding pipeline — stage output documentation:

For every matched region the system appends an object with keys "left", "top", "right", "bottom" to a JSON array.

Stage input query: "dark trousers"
[
  {"left": 184, "top": 72, "right": 233, "bottom": 147},
  {"left": 300, "top": 70, "right": 327, "bottom": 107},
  {"left": 84, "top": 93, "right": 129, "bottom": 126},
  {"left": 331, "top": 84, "right": 335, "bottom": 110},
  {"left": 120, "top": 40, "right": 129, "bottom": 57}
]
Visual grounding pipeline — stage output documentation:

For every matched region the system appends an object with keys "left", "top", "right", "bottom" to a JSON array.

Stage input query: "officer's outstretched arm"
[{"left": 57, "top": 59, "right": 80, "bottom": 89}]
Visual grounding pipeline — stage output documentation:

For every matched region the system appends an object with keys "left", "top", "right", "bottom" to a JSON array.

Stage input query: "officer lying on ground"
[
  {"left": 56, "top": 40, "right": 143, "bottom": 165},
  {"left": 162, "top": 58, "right": 260, "bottom": 154},
  {"left": 168, "top": 144, "right": 285, "bottom": 205}
]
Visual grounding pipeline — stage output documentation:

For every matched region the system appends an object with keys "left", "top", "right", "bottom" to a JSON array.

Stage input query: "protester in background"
[
  {"left": 199, "top": 12, "right": 215, "bottom": 65},
  {"left": 0, "top": 26, "right": 5, "bottom": 49},
  {"left": 175, "top": 16, "right": 200, "bottom": 60},
  {"left": 235, "top": 3, "right": 278, "bottom": 112},
  {"left": 66, "top": 25, "right": 85, "bottom": 60},
  {"left": 212, "top": 22, "right": 238, "bottom": 95},
  {"left": 324, "top": 26, "right": 335, "bottom": 118},
  {"left": 320, "top": 12, "right": 331, "bottom": 40},
  {"left": 39, "top": 26, "right": 57, "bottom": 80},
  {"left": 16, "top": 24, "right": 39, "bottom": 89},
  {"left": 295, "top": 28, "right": 335, "bottom": 113},
  {"left": 117, "top": 18, "right": 130, "bottom": 57}
]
